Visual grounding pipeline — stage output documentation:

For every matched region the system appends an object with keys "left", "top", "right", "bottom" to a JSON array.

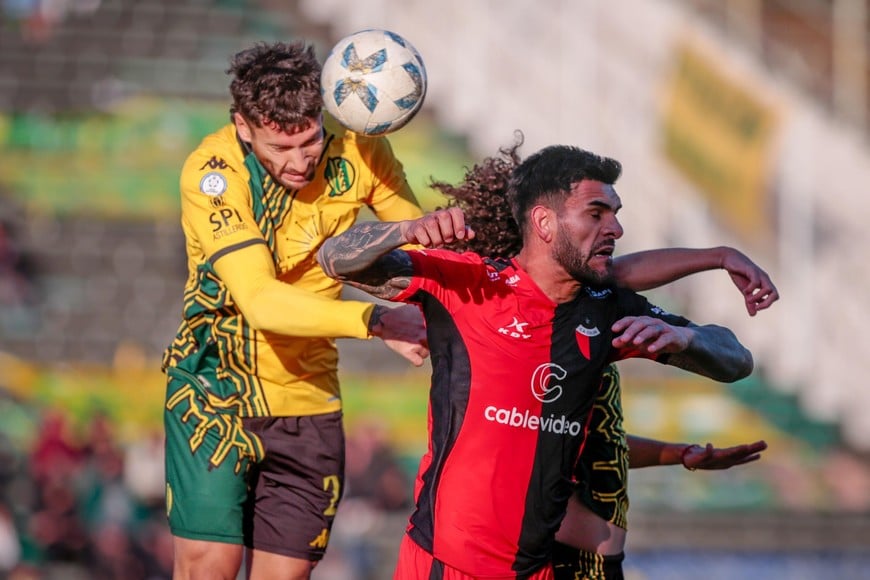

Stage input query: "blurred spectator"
[
  {"left": 28, "top": 410, "right": 82, "bottom": 486},
  {"left": 345, "top": 420, "right": 413, "bottom": 513},
  {"left": 11, "top": 408, "right": 175, "bottom": 578},
  {"left": 0, "top": 220, "right": 39, "bottom": 336},
  {"left": 122, "top": 429, "right": 165, "bottom": 511},
  {"left": 325, "top": 420, "right": 413, "bottom": 580},
  {"left": 0, "top": 0, "right": 99, "bottom": 44},
  {"left": 0, "top": 503, "right": 21, "bottom": 573}
]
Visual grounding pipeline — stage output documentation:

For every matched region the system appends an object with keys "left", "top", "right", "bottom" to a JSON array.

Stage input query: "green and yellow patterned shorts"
[{"left": 163, "top": 366, "right": 264, "bottom": 543}]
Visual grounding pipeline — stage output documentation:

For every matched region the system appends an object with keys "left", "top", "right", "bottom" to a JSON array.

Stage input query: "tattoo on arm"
[
  {"left": 665, "top": 324, "right": 753, "bottom": 383},
  {"left": 367, "top": 304, "right": 386, "bottom": 335},
  {"left": 345, "top": 250, "right": 414, "bottom": 300},
  {"left": 663, "top": 352, "right": 708, "bottom": 376},
  {"left": 318, "top": 222, "right": 414, "bottom": 300}
]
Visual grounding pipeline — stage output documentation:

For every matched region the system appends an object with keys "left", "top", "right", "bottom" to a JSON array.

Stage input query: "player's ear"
[
  {"left": 529, "top": 205, "right": 553, "bottom": 243},
  {"left": 233, "top": 112, "right": 253, "bottom": 142}
]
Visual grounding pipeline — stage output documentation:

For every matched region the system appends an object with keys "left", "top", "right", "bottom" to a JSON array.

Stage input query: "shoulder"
[
  {"left": 182, "top": 125, "right": 248, "bottom": 177},
  {"left": 407, "top": 249, "right": 490, "bottom": 280},
  {"left": 180, "top": 125, "right": 251, "bottom": 197},
  {"left": 411, "top": 248, "right": 487, "bottom": 265}
]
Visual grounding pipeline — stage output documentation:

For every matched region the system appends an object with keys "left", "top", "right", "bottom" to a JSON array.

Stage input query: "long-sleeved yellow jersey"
[{"left": 162, "top": 115, "right": 423, "bottom": 417}]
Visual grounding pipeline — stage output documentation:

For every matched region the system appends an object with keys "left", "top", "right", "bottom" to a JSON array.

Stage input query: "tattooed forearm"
[
  {"left": 317, "top": 221, "right": 415, "bottom": 299},
  {"left": 367, "top": 304, "right": 387, "bottom": 335},
  {"left": 318, "top": 221, "right": 407, "bottom": 279},
  {"left": 666, "top": 324, "right": 753, "bottom": 383},
  {"left": 342, "top": 250, "right": 413, "bottom": 300}
]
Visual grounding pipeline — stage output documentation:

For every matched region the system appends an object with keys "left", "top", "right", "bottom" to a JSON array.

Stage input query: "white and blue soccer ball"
[{"left": 320, "top": 29, "right": 427, "bottom": 136}]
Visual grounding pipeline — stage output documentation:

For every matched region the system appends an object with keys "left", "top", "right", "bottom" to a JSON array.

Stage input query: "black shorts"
[
  {"left": 552, "top": 543, "right": 625, "bottom": 580},
  {"left": 242, "top": 412, "right": 345, "bottom": 560}
]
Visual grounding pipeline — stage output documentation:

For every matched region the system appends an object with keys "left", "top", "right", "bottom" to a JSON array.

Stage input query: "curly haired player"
[
  {"left": 318, "top": 140, "right": 760, "bottom": 578},
  {"left": 433, "top": 138, "right": 772, "bottom": 579}
]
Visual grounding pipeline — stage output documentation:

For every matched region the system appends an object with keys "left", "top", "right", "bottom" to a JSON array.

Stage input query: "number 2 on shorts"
[{"left": 322, "top": 474, "right": 341, "bottom": 516}]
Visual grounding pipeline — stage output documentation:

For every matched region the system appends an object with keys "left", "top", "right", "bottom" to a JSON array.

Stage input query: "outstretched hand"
[
  {"left": 683, "top": 440, "right": 768, "bottom": 470},
  {"left": 400, "top": 207, "right": 475, "bottom": 248},
  {"left": 370, "top": 304, "right": 430, "bottom": 367},
  {"left": 720, "top": 249, "right": 779, "bottom": 316}
]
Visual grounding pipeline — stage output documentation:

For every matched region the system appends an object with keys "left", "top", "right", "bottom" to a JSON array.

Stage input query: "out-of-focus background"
[{"left": 0, "top": 0, "right": 869, "bottom": 578}]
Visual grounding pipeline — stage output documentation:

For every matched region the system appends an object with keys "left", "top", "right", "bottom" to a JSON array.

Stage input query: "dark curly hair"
[
  {"left": 228, "top": 41, "right": 323, "bottom": 131},
  {"left": 433, "top": 134, "right": 524, "bottom": 258}
]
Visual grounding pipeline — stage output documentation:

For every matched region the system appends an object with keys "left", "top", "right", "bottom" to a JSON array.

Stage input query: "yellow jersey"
[{"left": 162, "top": 116, "right": 424, "bottom": 417}]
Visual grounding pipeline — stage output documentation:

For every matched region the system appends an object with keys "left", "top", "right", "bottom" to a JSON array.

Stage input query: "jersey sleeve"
[
  {"left": 391, "top": 249, "right": 485, "bottom": 307},
  {"left": 180, "top": 146, "right": 374, "bottom": 339},
  {"left": 179, "top": 148, "right": 265, "bottom": 261},
  {"left": 358, "top": 135, "right": 425, "bottom": 222}
]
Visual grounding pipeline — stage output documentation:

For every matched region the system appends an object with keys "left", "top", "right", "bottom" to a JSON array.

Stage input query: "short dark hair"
[
  {"left": 228, "top": 41, "right": 323, "bottom": 131},
  {"left": 507, "top": 145, "right": 622, "bottom": 234}
]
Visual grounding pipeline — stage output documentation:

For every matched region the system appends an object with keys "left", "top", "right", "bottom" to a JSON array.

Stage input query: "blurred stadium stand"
[
  {"left": 0, "top": 0, "right": 314, "bottom": 111},
  {"left": 1, "top": 0, "right": 870, "bottom": 577},
  {"left": 300, "top": 0, "right": 870, "bottom": 455}
]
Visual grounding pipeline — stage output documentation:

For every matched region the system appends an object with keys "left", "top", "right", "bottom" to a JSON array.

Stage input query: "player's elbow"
[
  {"left": 722, "top": 347, "right": 754, "bottom": 383},
  {"left": 232, "top": 286, "right": 280, "bottom": 333},
  {"left": 243, "top": 307, "right": 271, "bottom": 332},
  {"left": 316, "top": 242, "right": 341, "bottom": 280}
]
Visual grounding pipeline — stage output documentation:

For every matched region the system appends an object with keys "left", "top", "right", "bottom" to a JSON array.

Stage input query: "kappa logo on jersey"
[
  {"left": 575, "top": 321, "right": 600, "bottom": 359},
  {"left": 324, "top": 157, "right": 355, "bottom": 197},
  {"left": 199, "top": 156, "right": 236, "bottom": 172},
  {"left": 498, "top": 316, "right": 531, "bottom": 339},
  {"left": 199, "top": 172, "right": 228, "bottom": 196},
  {"left": 505, "top": 274, "right": 521, "bottom": 286}
]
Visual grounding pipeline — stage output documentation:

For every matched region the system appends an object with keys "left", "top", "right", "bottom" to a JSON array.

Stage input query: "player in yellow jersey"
[{"left": 161, "top": 41, "right": 428, "bottom": 580}]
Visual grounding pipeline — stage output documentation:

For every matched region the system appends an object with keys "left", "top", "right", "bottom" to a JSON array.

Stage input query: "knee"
[{"left": 172, "top": 538, "right": 243, "bottom": 580}]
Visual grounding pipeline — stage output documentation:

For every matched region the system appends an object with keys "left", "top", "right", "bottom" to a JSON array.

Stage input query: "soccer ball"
[{"left": 320, "top": 29, "right": 427, "bottom": 136}]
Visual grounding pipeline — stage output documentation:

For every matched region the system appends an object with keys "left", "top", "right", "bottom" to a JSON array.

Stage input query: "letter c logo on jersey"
[{"left": 531, "top": 363, "right": 566, "bottom": 403}]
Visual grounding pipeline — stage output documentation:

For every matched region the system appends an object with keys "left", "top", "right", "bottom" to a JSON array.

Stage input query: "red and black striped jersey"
[{"left": 393, "top": 249, "right": 690, "bottom": 577}]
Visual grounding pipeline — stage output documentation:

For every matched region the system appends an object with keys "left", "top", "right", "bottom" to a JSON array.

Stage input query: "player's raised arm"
[
  {"left": 317, "top": 207, "right": 473, "bottom": 299},
  {"left": 613, "top": 246, "right": 779, "bottom": 316}
]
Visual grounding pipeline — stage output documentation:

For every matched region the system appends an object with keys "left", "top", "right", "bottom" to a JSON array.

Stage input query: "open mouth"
[{"left": 593, "top": 245, "right": 615, "bottom": 259}]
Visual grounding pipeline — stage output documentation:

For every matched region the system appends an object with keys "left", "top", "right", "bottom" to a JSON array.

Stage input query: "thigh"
[
  {"left": 164, "top": 369, "right": 264, "bottom": 543},
  {"left": 243, "top": 411, "right": 345, "bottom": 561},
  {"left": 247, "top": 548, "right": 315, "bottom": 580},
  {"left": 172, "top": 536, "right": 243, "bottom": 580}
]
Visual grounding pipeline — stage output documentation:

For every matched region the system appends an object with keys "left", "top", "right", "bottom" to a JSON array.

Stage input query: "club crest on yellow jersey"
[{"left": 324, "top": 157, "right": 355, "bottom": 197}]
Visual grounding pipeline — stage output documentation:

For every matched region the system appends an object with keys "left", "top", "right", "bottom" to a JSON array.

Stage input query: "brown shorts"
[{"left": 242, "top": 411, "right": 345, "bottom": 560}]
